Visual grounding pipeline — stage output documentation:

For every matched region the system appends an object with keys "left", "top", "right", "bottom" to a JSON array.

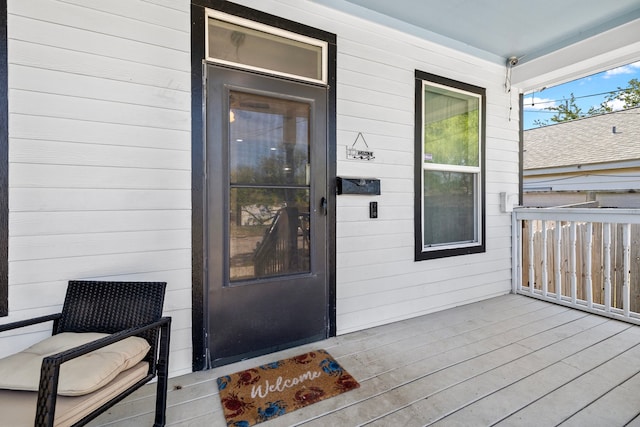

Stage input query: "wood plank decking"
[{"left": 90, "top": 294, "right": 640, "bottom": 426}]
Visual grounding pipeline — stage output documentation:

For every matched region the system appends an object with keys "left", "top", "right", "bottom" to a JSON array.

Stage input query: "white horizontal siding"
[
  {"left": 11, "top": 210, "right": 190, "bottom": 236},
  {"left": 9, "top": 9, "right": 188, "bottom": 71},
  {"left": 10, "top": 89, "right": 189, "bottom": 130},
  {"left": 57, "top": 0, "right": 189, "bottom": 28},
  {"left": 596, "top": 193, "right": 640, "bottom": 208},
  {"left": 11, "top": 164, "right": 190, "bottom": 189},
  {"left": 9, "top": 230, "right": 191, "bottom": 261},
  {"left": 10, "top": 188, "right": 190, "bottom": 211},
  {"left": 2, "top": 0, "right": 520, "bottom": 377},
  {"left": 11, "top": 139, "right": 189, "bottom": 170},
  {"left": 10, "top": 64, "right": 190, "bottom": 112},
  {"left": 10, "top": 39, "right": 190, "bottom": 93},
  {"left": 232, "top": 0, "right": 519, "bottom": 334},
  {"left": 10, "top": 115, "right": 190, "bottom": 150},
  {"left": 2, "top": 0, "right": 192, "bottom": 378},
  {"left": 523, "top": 191, "right": 640, "bottom": 209}
]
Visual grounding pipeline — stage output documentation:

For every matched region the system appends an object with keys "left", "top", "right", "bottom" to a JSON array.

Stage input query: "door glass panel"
[
  {"left": 230, "top": 92, "right": 310, "bottom": 186},
  {"left": 228, "top": 91, "right": 312, "bottom": 282},
  {"left": 229, "top": 188, "right": 310, "bottom": 281}
]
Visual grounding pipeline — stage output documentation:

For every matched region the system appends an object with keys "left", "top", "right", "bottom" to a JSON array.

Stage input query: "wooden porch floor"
[{"left": 90, "top": 294, "right": 640, "bottom": 426}]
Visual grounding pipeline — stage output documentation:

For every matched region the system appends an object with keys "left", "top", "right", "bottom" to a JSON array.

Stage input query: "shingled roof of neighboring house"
[{"left": 523, "top": 107, "right": 640, "bottom": 170}]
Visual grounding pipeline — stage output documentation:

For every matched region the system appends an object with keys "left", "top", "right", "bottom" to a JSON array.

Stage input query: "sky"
[{"left": 522, "top": 61, "right": 640, "bottom": 130}]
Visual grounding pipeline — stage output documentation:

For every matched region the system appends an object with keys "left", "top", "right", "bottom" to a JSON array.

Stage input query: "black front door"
[{"left": 205, "top": 64, "right": 328, "bottom": 366}]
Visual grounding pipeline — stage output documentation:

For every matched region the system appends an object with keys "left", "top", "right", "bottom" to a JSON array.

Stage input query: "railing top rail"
[{"left": 514, "top": 207, "right": 640, "bottom": 224}]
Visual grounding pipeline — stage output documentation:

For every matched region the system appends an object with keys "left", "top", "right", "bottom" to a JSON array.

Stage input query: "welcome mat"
[{"left": 216, "top": 349, "right": 360, "bottom": 426}]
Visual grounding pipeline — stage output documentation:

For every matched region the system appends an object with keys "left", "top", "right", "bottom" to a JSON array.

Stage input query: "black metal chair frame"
[{"left": 0, "top": 280, "right": 171, "bottom": 427}]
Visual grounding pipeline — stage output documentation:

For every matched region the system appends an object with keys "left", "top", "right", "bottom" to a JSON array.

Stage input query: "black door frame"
[
  {"left": 190, "top": 0, "right": 337, "bottom": 371},
  {"left": 0, "top": 0, "right": 8, "bottom": 318}
]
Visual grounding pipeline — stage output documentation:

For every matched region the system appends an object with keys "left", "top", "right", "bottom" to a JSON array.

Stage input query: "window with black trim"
[{"left": 414, "top": 71, "right": 485, "bottom": 261}]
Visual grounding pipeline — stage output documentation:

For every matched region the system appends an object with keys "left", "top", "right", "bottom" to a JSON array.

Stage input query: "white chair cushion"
[
  {"left": 0, "top": 332, "right": 150, "bottom": 396},
  {"left": 0, "top": 362, "right": 149, "bottom": 427}
]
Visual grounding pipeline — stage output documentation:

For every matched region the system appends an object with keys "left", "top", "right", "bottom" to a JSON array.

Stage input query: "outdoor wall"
[
  {"left": 524, "top": 166, "right": 640, "bottom": 208},
  {"left": 0, "top": 0, "right": 520, "bottom": 378},
  {"left": 2, "top": 0, "right": 193, "bottom": 377},
  {"left": 524, "top": 191, "right": 640, "bottom": 208},
  {"left": 233, "top": 0, "right": 519, "bottom": 334},
  {"left": 525, "top": 167, "right": 640, "bottom": 193}
]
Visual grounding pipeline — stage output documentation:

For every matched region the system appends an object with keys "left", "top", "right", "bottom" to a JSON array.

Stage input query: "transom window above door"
[{"left": 206, "top": 10, "right": 328, "bottom": 84}]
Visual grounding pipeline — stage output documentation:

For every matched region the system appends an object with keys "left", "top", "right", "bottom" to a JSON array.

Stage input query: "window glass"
[
  {"left": 423, "top": 86, "right": 479, "bottom": 167},
  {"left": 423, "top": 171, "right": 476, "bottom": 246},
  {"left": 208, "top": 15, "right": 325, "bottom": 83},
  {"left": 415, "top": 72, "right": 485, "bottom": 260}
]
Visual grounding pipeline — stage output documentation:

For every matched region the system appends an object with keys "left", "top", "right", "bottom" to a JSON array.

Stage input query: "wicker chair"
[{"left": 0, "top": 280, "right": 171, "bottom": 427}]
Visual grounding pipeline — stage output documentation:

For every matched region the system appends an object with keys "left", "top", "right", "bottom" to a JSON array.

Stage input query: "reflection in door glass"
[
  {"left": 229, "top": 189, "right": 310, "bottom": 281},
  {"left": 230, "top": 92, "right": 309, "bottom": 185},
  {"left": 228, "top": 91, "right": 311, "bottom": 282}
]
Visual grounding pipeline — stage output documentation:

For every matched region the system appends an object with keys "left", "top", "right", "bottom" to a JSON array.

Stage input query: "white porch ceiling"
[{"left": 309, "top": 0, "right": 640, "bottom": 91}]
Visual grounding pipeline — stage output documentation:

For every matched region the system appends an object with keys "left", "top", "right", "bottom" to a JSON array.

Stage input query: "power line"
[
  {"left": 524, "top": 87, "right": 633, "bottom": 107},
  {"left": 524, "top": 109, "right": 640, "bottom": 114}
]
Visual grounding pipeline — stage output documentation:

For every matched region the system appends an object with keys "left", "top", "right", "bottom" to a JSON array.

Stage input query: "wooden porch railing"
[{"left": 512, "top": 207, "right": 640, "bottom": 324}]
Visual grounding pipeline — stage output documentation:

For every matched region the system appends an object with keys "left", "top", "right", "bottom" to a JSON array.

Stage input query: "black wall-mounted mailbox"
[{"left": 336, "top": 177, "right": 380, "bottom": 195}]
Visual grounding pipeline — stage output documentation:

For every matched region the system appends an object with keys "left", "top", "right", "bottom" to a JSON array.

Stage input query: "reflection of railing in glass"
[{"left": 254, "top": 207, "right": 310, "bottom": 277}]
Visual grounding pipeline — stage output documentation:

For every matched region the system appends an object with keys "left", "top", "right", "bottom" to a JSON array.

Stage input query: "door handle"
[{"left": 320, "top": 197, "right": 328, "bottom": 216}]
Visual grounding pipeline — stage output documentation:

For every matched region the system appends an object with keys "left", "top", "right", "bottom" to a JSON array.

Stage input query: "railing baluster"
[
  {"left": 555, "top": 220, "right": 562, "bottom": 301},
  {"left": 570, "top": 221, "right": 577, "bottom": 305},
  {"left": 603, "top": 223, "right": 612, "bottom": 312},
  {"left": 585, "top": 222, "right": 593, "bottom": 309},
  {"left": 528, "top": 220, "right": 535, "bottom": 295},
  {"left": 512, "top": 213, "right": 520, "bottom": 294},
  {"left": 514, "top": 208, "right": 640, "bottom": 326},
  {"left": 623, "top": 223, "right": 631, "bottom": 318},
  {"left": 542, "top": 220, "right": 548, "bottom": 297}
]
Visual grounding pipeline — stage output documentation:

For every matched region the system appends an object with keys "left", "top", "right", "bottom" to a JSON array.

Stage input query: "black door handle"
[{"left": 320, "top": 197, "right": 327, "bottom": 216}]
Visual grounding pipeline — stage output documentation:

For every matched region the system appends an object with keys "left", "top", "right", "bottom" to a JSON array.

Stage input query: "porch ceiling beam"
[{"left": 512, "top": 17, "right": 640, "bottom": 93}]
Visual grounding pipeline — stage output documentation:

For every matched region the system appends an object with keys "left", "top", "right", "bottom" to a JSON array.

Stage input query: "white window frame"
[{"left": 205, "top": 9, "right": 328, "bottom": 85}]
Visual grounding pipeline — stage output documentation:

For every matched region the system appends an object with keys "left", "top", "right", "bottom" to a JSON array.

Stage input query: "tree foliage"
[
  {"left": 424, "top": 111, "right": 479, "bottom": 167},
  {"left": 532, "top": 93, "right": 587, "bottom": 127},
  {"left": 534, "top": 78, "right": 640, "bottom": 127},
  {"left": 590, "top": 78, "right": 640, "bottom": 115}
]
